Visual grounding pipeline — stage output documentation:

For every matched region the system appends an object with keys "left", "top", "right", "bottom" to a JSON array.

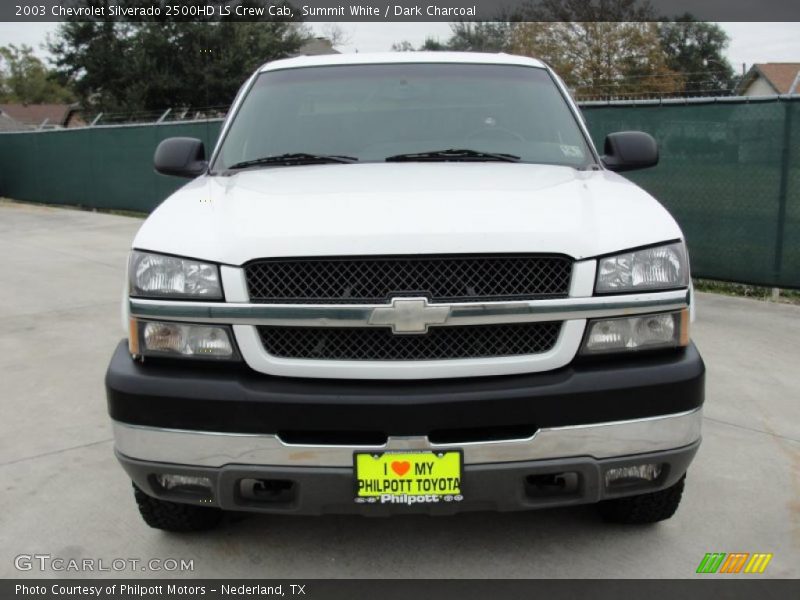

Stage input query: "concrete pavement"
[{"left": 1, "top": 199, "right": 798, "bottom": 579}]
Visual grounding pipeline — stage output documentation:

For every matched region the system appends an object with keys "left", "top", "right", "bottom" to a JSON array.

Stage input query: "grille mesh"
[
  {"left": 257, "top": 322, "right": 562, "bottom": 361},
  {"left": 244, "top": 255, "right": 572, "bottom": 304}
]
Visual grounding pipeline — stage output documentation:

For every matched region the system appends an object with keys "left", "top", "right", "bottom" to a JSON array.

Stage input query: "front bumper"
[
  {"left": 106, "top": 341, "right": 704, "bottom": 435},
  {"left": 112, "top": 409, "right": 702, "bottom": 468},
  {"left": 107, "top": 341, "right": 704, "bottom": 514}
]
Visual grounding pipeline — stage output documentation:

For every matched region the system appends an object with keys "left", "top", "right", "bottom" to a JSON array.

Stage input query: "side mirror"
[
  {"left": 154, "top": 137, "right": 207, "bottom": 178},
  {"left": 601, "top": 131, "right": 658, "bottom": 172}
]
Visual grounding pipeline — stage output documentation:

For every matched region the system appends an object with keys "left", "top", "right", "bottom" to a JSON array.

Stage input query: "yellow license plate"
[{"left": 354, "top": 451, "right": 462, "bottom": 503}]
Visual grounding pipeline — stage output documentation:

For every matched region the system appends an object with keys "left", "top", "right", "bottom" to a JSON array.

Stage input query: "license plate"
[{"left": 354, "top": 450, "right": 463, "bottom": 505}]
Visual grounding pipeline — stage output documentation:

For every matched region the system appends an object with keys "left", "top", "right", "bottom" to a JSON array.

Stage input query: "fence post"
[
  {"left": 772, "top": 99, "right": 793, "bottom": 288},
  {"left": 156, "top": 108, "right": 172, "bottom": 123}
]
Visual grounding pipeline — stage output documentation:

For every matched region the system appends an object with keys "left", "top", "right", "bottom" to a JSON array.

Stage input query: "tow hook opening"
[
  {"left": 238, "top": 478, "right": 296, "bottom": 505},
  {"left": 525, "top": 472, "right": 581, "bottom": 499}
]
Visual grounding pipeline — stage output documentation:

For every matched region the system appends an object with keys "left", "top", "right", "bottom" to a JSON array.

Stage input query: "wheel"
[
  {"left": 597, "top": 476, "right": 685, "bottom": 524},
  {"left": 133, "top": 483, "right": 223, "bottom": 532}
]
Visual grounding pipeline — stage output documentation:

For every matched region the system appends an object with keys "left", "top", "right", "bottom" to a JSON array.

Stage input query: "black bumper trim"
[
  {"left": 106, "top": 341, "right": 704, "bottom": 436},
  {"left": 119, "top": 442, "right": 699, "bottom": 515}
]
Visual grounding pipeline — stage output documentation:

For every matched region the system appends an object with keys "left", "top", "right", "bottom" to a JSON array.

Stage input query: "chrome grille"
[
  {"left": 257, "top": 322, "right": 562, "bottom": 361},
  {"left": 244, "top": 255, "right": 572, "bottom": 304}
]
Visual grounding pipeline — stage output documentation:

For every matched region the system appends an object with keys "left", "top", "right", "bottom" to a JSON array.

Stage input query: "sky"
[{"left": 0, "top": 21, "right": 797, "bottom": 73}]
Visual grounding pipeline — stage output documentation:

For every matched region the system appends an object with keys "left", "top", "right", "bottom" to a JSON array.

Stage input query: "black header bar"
[
  {"left": 4, "top": 579, "right": 800, "bottom": 600},
  {"left": 3, "top": 1, "right": 800, "bottom": 22}
]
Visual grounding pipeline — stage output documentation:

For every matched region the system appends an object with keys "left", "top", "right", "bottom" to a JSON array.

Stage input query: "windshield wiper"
[
  {"left": 385, "top": 148, "right": 520, "bottom": 163},
  {"left": 225, "top": 153, "right": 358, "bottom": 171}
]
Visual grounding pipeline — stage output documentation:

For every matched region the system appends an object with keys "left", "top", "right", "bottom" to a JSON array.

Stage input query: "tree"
[
  {"left": 319, "top": 23, "right": 352, "bottom": 48},
  {"left": 0, "top": 44, "right": 74, "bottom": 103},
  {"left": 390, "top": 40, "right": 416, "bottom": 52},
  {"left": 658, "top": 16, "right": 735, "bottom": 95},
  {"left": 419, "top": 37, "right": 448, "bottom": 51},
  {"left": 391, "top": 22, "right": 513, "bottom": 53},
  {"left": 47, "top": 19, "right": 137, "bottom": 111},
  {"left": 445, "top": 22, "right": 514, "bottom": 52},
  {"left": 505, "top": 0, "right": 685, "bottom": 98},
  {"left": 510, "top": 22, "right": 682, "bottom": 98},
  {"left": 521, "top": 0, "right": 656, "bottom": 22},
  {"left": 48, "top": 1, "right": 310, "bottom": 113},
  {"left": 389, "top": 3, "right": 735, "bottom": 99}
]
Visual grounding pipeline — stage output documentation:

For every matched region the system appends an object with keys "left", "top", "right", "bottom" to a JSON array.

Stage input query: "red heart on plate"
[{"left": 391, "top": 461, "right": 411, "bottom": 476}]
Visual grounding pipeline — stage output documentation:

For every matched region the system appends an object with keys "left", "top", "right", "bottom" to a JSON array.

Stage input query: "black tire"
[
  {"left": 597, "top": 476, "right": 685, "bottom": 524},
  {"left": 133, "top": 484, "right": 223, "bottom": 532}
]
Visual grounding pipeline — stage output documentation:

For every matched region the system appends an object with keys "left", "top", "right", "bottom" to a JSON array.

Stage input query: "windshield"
[{"left": 212, "top": 63, "right": 594, "bottom": 171}]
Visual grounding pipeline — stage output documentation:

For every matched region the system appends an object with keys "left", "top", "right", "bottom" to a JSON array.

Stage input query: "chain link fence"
[
  {"left": 0, "top": 119, "right": 222, "bottom": 212},
  {"left": 582, "top": 97, "right": 799, "bottom": 289},
  {"left": 0, "top": 96, "right": 797, "bottom": 288}
]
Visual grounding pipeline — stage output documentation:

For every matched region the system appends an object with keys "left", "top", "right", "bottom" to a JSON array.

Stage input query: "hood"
[{"left": 133, "top": 163, "right": 682, "bottom": 265}]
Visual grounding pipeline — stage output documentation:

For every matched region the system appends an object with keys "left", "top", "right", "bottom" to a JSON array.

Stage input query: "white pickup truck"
[{"left": 106, "top": 52, "right": 704, "bottom": 531}]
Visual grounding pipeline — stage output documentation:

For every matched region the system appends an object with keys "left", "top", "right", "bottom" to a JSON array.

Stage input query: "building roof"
[
  {"left": 260, "top": 52, "right": 546, "bottom": 73},
  {"left": 294, "top": 37, "right": 340, "bottom": 57},
  {"left": 739, "top": 63, "right": 800, "bottom": 95},
  {"left": 0, "top": 111, "right": 33, "bottom": 132},
  {"left": 0, "top": 103, "right": 77, "bottom": 127}
]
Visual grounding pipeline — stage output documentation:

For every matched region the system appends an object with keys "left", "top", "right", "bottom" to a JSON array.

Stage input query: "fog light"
[
  {"left": 605, "top": 464, "right": 662, "bottom": 487},
  {"left": 156, "top": 474, "right": 212, "bottom": 492},
  {"left": 136, "top": 320, "right": 237, "bottom": 360}
]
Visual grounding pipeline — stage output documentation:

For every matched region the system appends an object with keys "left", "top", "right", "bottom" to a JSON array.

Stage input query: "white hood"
[{"left": 133, "top": 163, "right": 682, "bottom": 265}]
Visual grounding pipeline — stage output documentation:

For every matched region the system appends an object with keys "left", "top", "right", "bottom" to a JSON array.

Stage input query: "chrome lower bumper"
[{"left": 112, "top": 408, "right": 702, "bottom": 468}]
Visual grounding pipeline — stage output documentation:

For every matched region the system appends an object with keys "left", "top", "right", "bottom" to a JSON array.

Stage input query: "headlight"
[
  {"left": 596, "top": 242, "right": 689, "bottom": 293},
  {"left": 129, "top": 251, "right": 222, "bottom": 299},
  {"left": 130, "top": 320, "right": 237, "bottom": 360},
  {"left": 580, "top": 310, "right": 689, "bottom": 355}
]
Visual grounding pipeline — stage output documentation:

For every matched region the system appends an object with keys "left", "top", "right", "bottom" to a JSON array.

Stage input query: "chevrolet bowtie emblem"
[{"left": 368, "top": 298, "right": 450, "bottom": 334}]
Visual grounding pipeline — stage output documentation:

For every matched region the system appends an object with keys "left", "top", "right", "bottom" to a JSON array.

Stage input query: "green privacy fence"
[
  {"left": 0, "top": 120, "right": 222, "bottom": 212},
  {"left": 0, "top": 97, "right": 798, "bottom": 288},
  {"left": 582, "top": 97, "right": 799, "bottom": 289}
]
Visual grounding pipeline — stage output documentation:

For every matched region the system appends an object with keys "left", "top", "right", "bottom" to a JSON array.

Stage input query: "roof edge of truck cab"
[{"left": 259, "top": 52, "right": 547, "bottom": 73}]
